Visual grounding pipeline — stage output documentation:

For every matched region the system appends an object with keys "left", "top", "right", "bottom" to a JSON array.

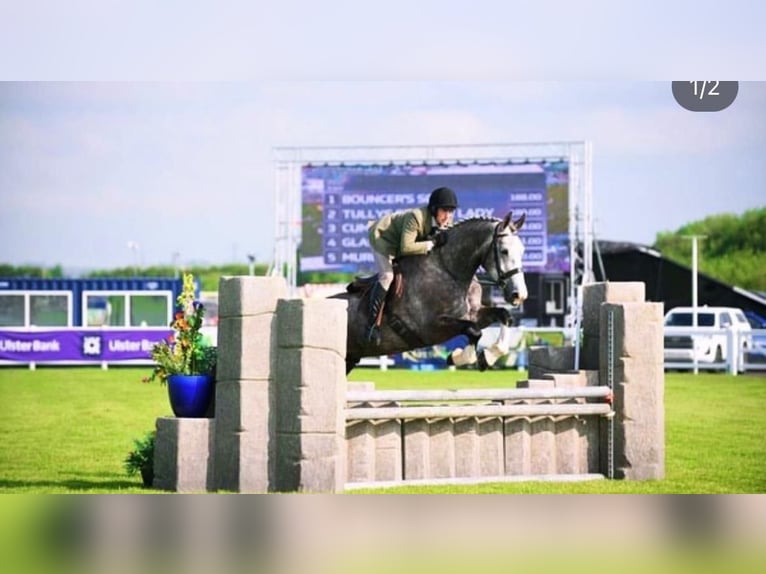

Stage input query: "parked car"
[
  {"left": 743, "top": 310, "right": 766, "bottom": 329},
  {"left": 663, "top": 306, "right": 752, "bottom": 365},
  {"left": 743, "top": 310, "right": 766, "bottom": 364}
]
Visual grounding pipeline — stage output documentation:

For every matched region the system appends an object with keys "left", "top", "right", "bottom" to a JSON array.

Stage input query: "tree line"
[
  {"left": 653, "top": 207, "right": 765, "bottom": 292},
  {"left": 2, "top": 207, "right": 764, "bottom": 292}
]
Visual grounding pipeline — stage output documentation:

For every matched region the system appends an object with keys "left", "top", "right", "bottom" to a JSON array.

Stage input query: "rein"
[{"left": 487, "top": 221, "right": 521, "bottom": 288}]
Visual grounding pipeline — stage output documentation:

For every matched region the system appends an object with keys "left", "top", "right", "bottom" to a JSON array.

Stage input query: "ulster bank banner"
[{"left": 0, "top": 329, "right": 172, "bottom": 363}]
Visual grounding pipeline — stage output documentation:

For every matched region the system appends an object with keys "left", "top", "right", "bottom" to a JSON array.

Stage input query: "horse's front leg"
[
  {"left": 475, "top": 306, "right": 513, "bottom": 329},
  {"left": 436, "top": 316, "right": 482, "bottom": 345},
  {"left": 460, "top": 307, "right": 515, "bottom": 371},
  {"left": 436, "top": 316, "right": 485, "bottom": 369}
]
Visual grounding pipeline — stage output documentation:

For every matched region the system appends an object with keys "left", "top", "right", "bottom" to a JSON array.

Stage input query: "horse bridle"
[
  {"left": 437, "top": 219, "right": 522, "bottom": 288},
  {"left": 491, "top": 221, "right": 521, "bottom": 288}
]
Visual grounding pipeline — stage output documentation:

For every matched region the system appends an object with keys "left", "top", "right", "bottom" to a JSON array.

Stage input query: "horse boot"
[{"left": 365, "top": 282, "right": 388, "bottom": 346}]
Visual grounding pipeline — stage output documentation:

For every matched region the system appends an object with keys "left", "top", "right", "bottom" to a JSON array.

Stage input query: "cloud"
[
  {"left": 2, "top": 81, "right": 765, "bottom": 268},
  {"left": 559, "top": 89, "right": 766, "bottom": 156}
]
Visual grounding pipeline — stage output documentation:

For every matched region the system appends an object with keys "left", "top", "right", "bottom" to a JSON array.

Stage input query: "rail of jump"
[{"left": 153, "top": 278, "right": 664, "bottom": 492}]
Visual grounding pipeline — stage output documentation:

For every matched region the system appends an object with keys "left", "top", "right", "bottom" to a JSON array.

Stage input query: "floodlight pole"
[
  {"left": 172, "top": 251, "right": 180, "bottom": 279},
  {"left": 684, "top": 235, "right": 706, "bottom": 374},
  {"left": 128, "top": 241, "right": 141, "bottom": 276}
]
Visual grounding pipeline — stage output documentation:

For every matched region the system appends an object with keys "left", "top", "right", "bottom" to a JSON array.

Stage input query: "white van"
[{"left": 663, "top": 306, "right": 752, "bottom": 365}]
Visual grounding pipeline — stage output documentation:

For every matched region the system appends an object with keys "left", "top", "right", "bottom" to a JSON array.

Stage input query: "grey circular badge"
[{"left": 672, "top": 81, "right": 738, "bottom": 112}]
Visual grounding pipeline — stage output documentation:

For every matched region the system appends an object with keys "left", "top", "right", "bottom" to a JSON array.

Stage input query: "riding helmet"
[{"left": 428, "top": 187, "right": 458, "bottom": 215}]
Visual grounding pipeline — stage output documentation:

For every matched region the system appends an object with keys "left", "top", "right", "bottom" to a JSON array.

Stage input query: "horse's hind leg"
[
  {"left": 346, "top": 357, "right": 360, "bottom": 374},
  {"left": 437, "top": 317, "right": 482, "bottom": 346},
  {"left": 438, "top": 317, "right": 484, "bottom": 368},
  {"left": 440, "top": 315, "right": 509, "bottom": 372},
  {"left": 476, "top": 306, "right": 513, "bottom": 328}
]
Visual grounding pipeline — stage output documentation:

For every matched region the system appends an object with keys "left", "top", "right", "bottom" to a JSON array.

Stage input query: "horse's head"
[{"left": 483, "top": 212, "right": 528, "bottom": 306}]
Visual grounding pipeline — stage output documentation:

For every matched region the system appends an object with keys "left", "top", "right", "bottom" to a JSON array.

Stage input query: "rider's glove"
[{"left": 433, "top": 232, "right": 448, "bottom": 248}]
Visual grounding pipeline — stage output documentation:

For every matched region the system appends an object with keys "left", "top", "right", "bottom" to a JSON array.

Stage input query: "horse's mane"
[{"left": 446, "top": 217, "right": 501, "bottom": 233}]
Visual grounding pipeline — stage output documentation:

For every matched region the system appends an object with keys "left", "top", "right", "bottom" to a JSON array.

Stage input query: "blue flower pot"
[{"left": 167, "top": 374, "right": 214, "bottom": 418}]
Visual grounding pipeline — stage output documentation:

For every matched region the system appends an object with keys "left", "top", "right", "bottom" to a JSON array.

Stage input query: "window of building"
[
  {"left": 544, "top": 278, "right": 566, "bottom": 315},
  {"left": 0, "top": 292, "right": 71, "bottom": 327},
  {"left": 0, "top": 294, "right": 25, "bottom": 327},
  {"left": 83, "top": 291, "right": 172, "bottom": 328},
  {"left": 30, "top": 294, "right": 70, "bottom": 326}
]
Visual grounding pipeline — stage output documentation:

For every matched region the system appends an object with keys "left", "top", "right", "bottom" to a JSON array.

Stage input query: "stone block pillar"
[
  {"left": 153, "top": 417, "right": 215, "bottom": 492},
  {"left": 273, "top": 298, "right": 348, "bottom": 492},
  {"left": 528, "top": 346, "right": 576, "bottom": 379},
  {"left": 600, "top": 300, "right": 665, "bottom": 480},
  {"left": 581, "top": 282, "right": 646, "bottom": 370},
  {"left": 213, "top": 276, "right": 287, "bottom": 492}
]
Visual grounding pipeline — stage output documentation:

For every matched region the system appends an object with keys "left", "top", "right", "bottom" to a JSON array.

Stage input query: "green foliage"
[
  {"left": 653, "top": 207, "right": 766, "bottom": 291},
  {"left": 298, "top": 270, "right": 355, "bottom": 285},
  {"left": 0, "top": 264, "right": 64, "bottom": 278},
  {"left": 3, "top": 208, "right": 763, "bottom": 290},
  {"left": 85, "top": 263, "right": 269, "bottom": 291},
  {"left": 123, "top": 431, "right": 155, "bottom": 477}
]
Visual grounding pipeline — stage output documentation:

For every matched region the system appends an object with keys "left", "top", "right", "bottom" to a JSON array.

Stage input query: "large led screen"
[{"left": 300, "top": 161, "right": 569, "bottom": 275}]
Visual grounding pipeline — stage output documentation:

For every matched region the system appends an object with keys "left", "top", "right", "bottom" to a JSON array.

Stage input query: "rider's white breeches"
[{"left": 373, "top": 251, "right": 394, "bottom": 290}]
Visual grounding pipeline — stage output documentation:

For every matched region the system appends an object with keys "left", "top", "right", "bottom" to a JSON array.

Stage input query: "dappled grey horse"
[{"left": 333, "top": 212, "right": 528, "bottom": 373}]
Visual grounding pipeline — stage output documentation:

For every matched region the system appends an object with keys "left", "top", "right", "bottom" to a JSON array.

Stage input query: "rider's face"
[{"left": 435, "top": 207, "right": 455, "bottom": 227}]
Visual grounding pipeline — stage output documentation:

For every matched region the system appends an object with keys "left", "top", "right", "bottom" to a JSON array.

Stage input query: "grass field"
[{"left": 0, "top": 366, "right": 764, "bottom": 493}]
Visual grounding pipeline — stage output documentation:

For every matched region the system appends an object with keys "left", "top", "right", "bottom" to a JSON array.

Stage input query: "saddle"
[
  {"left": 346, "top": 262, "right": 424, "bottom": 348},
  {"left": 346, "top": 261, "right": 404, "bottom": 299}
]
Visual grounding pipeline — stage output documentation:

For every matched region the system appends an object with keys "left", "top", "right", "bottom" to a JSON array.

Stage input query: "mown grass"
[
  {"left": 0, "top": 367, "right": 764, "bottom": 493},
  {"left": 0, "top": 367, "right": 170, "bottom": 493}
]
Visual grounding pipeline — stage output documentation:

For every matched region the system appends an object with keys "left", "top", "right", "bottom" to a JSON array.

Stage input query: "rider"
[{"left": 365, "top": 186, "right": 459, "bottom": 345}]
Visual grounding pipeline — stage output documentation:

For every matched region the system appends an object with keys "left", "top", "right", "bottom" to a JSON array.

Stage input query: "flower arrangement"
[{"left": 144, "top": 273, "right": 217, "bottom": 384}]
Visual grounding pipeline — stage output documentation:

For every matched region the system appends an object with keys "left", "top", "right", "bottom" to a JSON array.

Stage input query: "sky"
[{"left": 1, "top": 3, "right": 765, "bottom": 273}]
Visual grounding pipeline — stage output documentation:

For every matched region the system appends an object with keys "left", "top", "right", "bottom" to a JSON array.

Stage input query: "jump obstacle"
[{"left": 153, "top": 279, "right": 664, "bottom": 492}]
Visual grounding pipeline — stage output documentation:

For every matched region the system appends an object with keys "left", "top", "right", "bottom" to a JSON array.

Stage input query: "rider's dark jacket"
[{"left": 368, "top": 206, "right": 442, "bottom": 258}]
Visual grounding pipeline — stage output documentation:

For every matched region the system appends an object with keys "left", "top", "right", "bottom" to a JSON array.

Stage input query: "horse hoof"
[
  {"left": 477, "top": 351, "right": 489, "bottom": 372},
  {"left": 446, "top": 353, "right": 455, "bottom": 366}
]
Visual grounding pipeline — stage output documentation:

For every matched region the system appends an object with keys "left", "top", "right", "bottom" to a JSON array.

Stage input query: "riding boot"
[{"left": 365, "top": 282, "right": 388, "bottom": 345}]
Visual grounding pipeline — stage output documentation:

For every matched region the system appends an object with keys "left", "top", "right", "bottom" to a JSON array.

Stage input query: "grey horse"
[{"left": 333, "top": 212, "right": 528, "bottom": 373}]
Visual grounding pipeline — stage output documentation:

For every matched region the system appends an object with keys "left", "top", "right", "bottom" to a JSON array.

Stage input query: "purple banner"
[{"left": 0, "top": 329, "right": 172, "bottom": 363}]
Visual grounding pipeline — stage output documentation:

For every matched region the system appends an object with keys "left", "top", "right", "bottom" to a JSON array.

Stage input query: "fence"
[
  {"left": 344, "top": 383, "right": 613, "bottom": 489},
  {"left": 153, "top": 278, "right": 665, "bottom": 492}
]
